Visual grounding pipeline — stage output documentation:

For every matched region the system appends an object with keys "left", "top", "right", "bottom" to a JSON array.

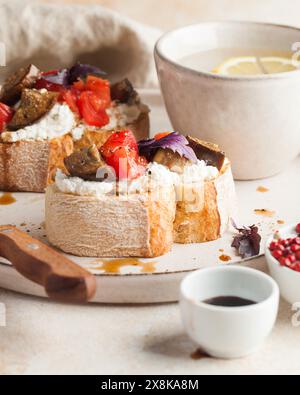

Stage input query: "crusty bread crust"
[
  {"left": 0, "top": 111, "right": 149, "bottom": 193},
  {"left": 173, "top": 163, "right": 237, "bottom": 244},
  {"left": 73, "top": 111, "right": 150, "bottom": 150},
  {"left": 45, "top": 163, "right": 235, "bottom": 258},
  {"left": 0, "top": 134, "right": 73, "bottom": 192},
  {"left": 45, "top": 185, "right": 175, "bottom": 258}
]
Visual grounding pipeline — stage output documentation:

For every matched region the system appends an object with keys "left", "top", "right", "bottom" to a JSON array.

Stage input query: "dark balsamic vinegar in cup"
[{"left": 203, "top": 296, "right": 256, "bottom": 307}]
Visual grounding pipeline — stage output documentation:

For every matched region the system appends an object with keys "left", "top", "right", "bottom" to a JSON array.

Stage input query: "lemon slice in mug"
[{"left": 213, "top": 56, "right": 300, "bottom": 76}]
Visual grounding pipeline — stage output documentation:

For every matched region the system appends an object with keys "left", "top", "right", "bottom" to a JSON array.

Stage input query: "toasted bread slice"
[
  {"left": 45, "top": 184, "right": 176, "bottom": 258},
  {"left": 0, "top": 111, "right": 149, "bottom": 193},
  {"left": 173, "top": 162, "right": 237, "bottom": 243},
  {"left": 0, "top": 135, "right": 73, "bottom": 192}
]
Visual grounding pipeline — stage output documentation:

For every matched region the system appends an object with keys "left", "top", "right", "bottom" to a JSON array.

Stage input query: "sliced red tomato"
[
  {"left": 0, "top": 103, "right": 14, "bottom": 132},
  {"left": 100, "top": 130, "right": 146, "bottom": 180},
  {"left": 77, "top": 91, "right": 109, "bottom": 128},
  {"left": 73, "top": 79, "right": 86, "bottom": 92},
  {"left": 62, "top": 90, "right": 79, "bottom": 115},
  {"left": 100, "top": 130, "right": 138, "bottom": 158},
  {"left": 102, "top": 146, "right": 145, "bottom": 180},
  {"left": 84, "top": 76, "right": 111, "bottom": 110},
  {"left": 154, "top": 131, "right": 172, "bottom": 140},
  {"left": 87, "top": 92, "right": 107, "bottom": 113},
  {"left": 35, "top": 74, "right": 111, "bottom": 123}
]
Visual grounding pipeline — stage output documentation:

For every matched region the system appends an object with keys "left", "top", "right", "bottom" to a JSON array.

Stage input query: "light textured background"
[
  {"left": 47, "top": 0, "right": 300, "bottom": 30},
  {"left": 1, "top": 0, "right": 299, "bottom": 375}
]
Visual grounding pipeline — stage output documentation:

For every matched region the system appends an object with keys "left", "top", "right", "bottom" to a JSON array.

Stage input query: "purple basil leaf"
[
  {"left": 68, "top": 63, "right": 106, "bottom": 84},
  {"left": 231, "top": 222, "right": 262, "bottom": 259},
  {"left": 138, "top": 132, "right": 198, "bottom": 163},
  {"left": 238, "top": 239, "right": 254, "bottom": 259},
  {"left": 43, "top": 69, "right": 69, "bottom": 87}
]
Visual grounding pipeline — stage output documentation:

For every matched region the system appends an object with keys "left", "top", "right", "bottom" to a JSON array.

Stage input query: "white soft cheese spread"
[
  {"left": 1, "top": 103, "right": 76, "bottom": 142},
  {"left": 179, "top": 160, "right": 219, "bottom": 184},
  {"left": 102, "top": 103, "right": 145, "bottom": 131},
  {"left": 55, "top": 170, "right": 114, "bottom": 198},
  {"left": 55, "top": 160, "right": 220, "bottom": 198},
  {"left": 118, "top": 162, "right": 179, "bottom": 194},
  {"left": 71, "top": 124, "right": 86, "bottom": 141}
]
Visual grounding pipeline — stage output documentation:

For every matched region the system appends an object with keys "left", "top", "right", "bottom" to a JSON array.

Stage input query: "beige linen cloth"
[{"left": 0, "top": 1, "right": 161, "bottom": 87}]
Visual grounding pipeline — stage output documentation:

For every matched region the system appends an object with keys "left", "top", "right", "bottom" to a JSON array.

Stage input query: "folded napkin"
[{"left": 0, "top": 1, "right": 161, "bottom": 87}]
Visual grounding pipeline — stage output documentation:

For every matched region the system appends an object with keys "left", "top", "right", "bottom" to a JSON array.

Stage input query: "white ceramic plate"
[{"left": 0, "top": 90, "right": 299, "bottom": 303}]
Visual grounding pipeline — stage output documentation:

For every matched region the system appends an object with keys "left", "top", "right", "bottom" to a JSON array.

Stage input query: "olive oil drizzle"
[{"left": 0, "top": 192, "right": 16, "bottom": 205}]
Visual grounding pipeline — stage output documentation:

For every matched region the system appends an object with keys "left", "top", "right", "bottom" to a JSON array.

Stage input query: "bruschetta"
[
  {"left": 45, "top": 130, "right": 237, "bottom": 258},
  {"left": 0, "top": 63, "right": 149, "bottom": 192}
]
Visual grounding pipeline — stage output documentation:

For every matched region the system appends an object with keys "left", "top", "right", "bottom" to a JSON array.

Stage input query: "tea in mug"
[{"left": 180, "top": 48, "right": 298, "bottom": 76}]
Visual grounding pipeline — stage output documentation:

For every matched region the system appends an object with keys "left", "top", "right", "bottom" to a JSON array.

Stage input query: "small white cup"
[{"left": 180, "top": 266, "right": 279, "bottom": 359}]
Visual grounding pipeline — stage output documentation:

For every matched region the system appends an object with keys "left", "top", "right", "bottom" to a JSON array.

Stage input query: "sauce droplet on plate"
[
  {"left": 95, "top": 258, "right": 157, "bottom": 274},
  {"left": 254, "top": 209, "right": 275, "bottom": 217},
  {"left": 219, "top": 254, "right": 231, "bottom": 262},
  {"left": 257, "top": 186, "right": 269, "bottom": 193},
  {"left": 0, "top": 193, "right": 16, "bottom": 205}
]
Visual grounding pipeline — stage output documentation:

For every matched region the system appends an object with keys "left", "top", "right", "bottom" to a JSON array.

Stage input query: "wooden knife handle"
[{"left": 0, "top": 226, "right": 96, "bottom": 303}]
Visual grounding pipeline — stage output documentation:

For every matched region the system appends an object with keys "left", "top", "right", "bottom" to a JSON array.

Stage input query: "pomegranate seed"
[
  {"left": 291, "top": 244, "right": 300, "bottom": 252},
  {"left": 279, "top": 257, "right": 291, "bottom": 266},
  {"left": 283, "top": 248, "right": 292, "bottom": 257},
  {"left": 272, "top": 250, "right": 283, "bottom": 259},
  {"left": 296, "top": 251, "right": 300, "bottom": 260},
  {"left": 296, "top": 223, "right": 300, "bottom": 234},
  {"left": 288, "top": 254, "right": 297, "bottom": 263},
  {"left": 269, "top": 242, "right": 284, "bottom": 252},
  {"left": 281, "top": 239, "right": 291, "bottom": 247},
  {"left": 269, "top": 242, "right": 279, "bottom": 251},
  {"left": 294, "top": 237, "right": 300, "bottom": 245}
]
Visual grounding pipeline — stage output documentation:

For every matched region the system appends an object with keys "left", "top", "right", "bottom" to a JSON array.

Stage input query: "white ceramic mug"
[
  {"left": 180, "top": 266, "right": 279, "bottom": 359},
  {"left": 155, "top": 22, "right": 300, "bottom": 180}
]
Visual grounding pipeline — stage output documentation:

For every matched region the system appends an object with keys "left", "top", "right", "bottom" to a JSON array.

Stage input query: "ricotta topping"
[
  {"left": 55, "top": 160, "right": 220, "bottom": 198},
  {"left": 1, "top": 103, "right": 76, "bottom": 142},
  {"left": 55, "top": 170, "right": 114, "bottom": 198},
  {"left": 179, "top": 160, "right": 219, "bottom": 184},
  {"left": 118, "top": 162, "right": 179, "bottom": 194},
  {"left": 102, "top": 102, "right": 146, "bottom": 131},
  {"left": 71, "top": 124, "right": 86, "bottom": 141}
]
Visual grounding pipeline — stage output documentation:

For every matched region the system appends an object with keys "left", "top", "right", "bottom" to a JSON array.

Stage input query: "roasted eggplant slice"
[
  {"left": 110, "top": 78, "right": 139, "bottom": 104},
  {"left": 0, "top": 64, "right": 40, "bottom": 105},
  {"left": 64, "top": 145, "right": 107, "bottom": 180},
  {"left": 187, "top": 136, "right": 226, "bottom": 171},
  {"left": 7, "top": 89, "right": 57, "bottom": 130},
  {"left": 153, "top": 148, "right": 191, "bottom": 174}
]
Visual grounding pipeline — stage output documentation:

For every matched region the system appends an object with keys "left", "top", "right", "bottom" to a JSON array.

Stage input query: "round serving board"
[{"left": 0, "top": 90, "right": 299, "bottom": 303}]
